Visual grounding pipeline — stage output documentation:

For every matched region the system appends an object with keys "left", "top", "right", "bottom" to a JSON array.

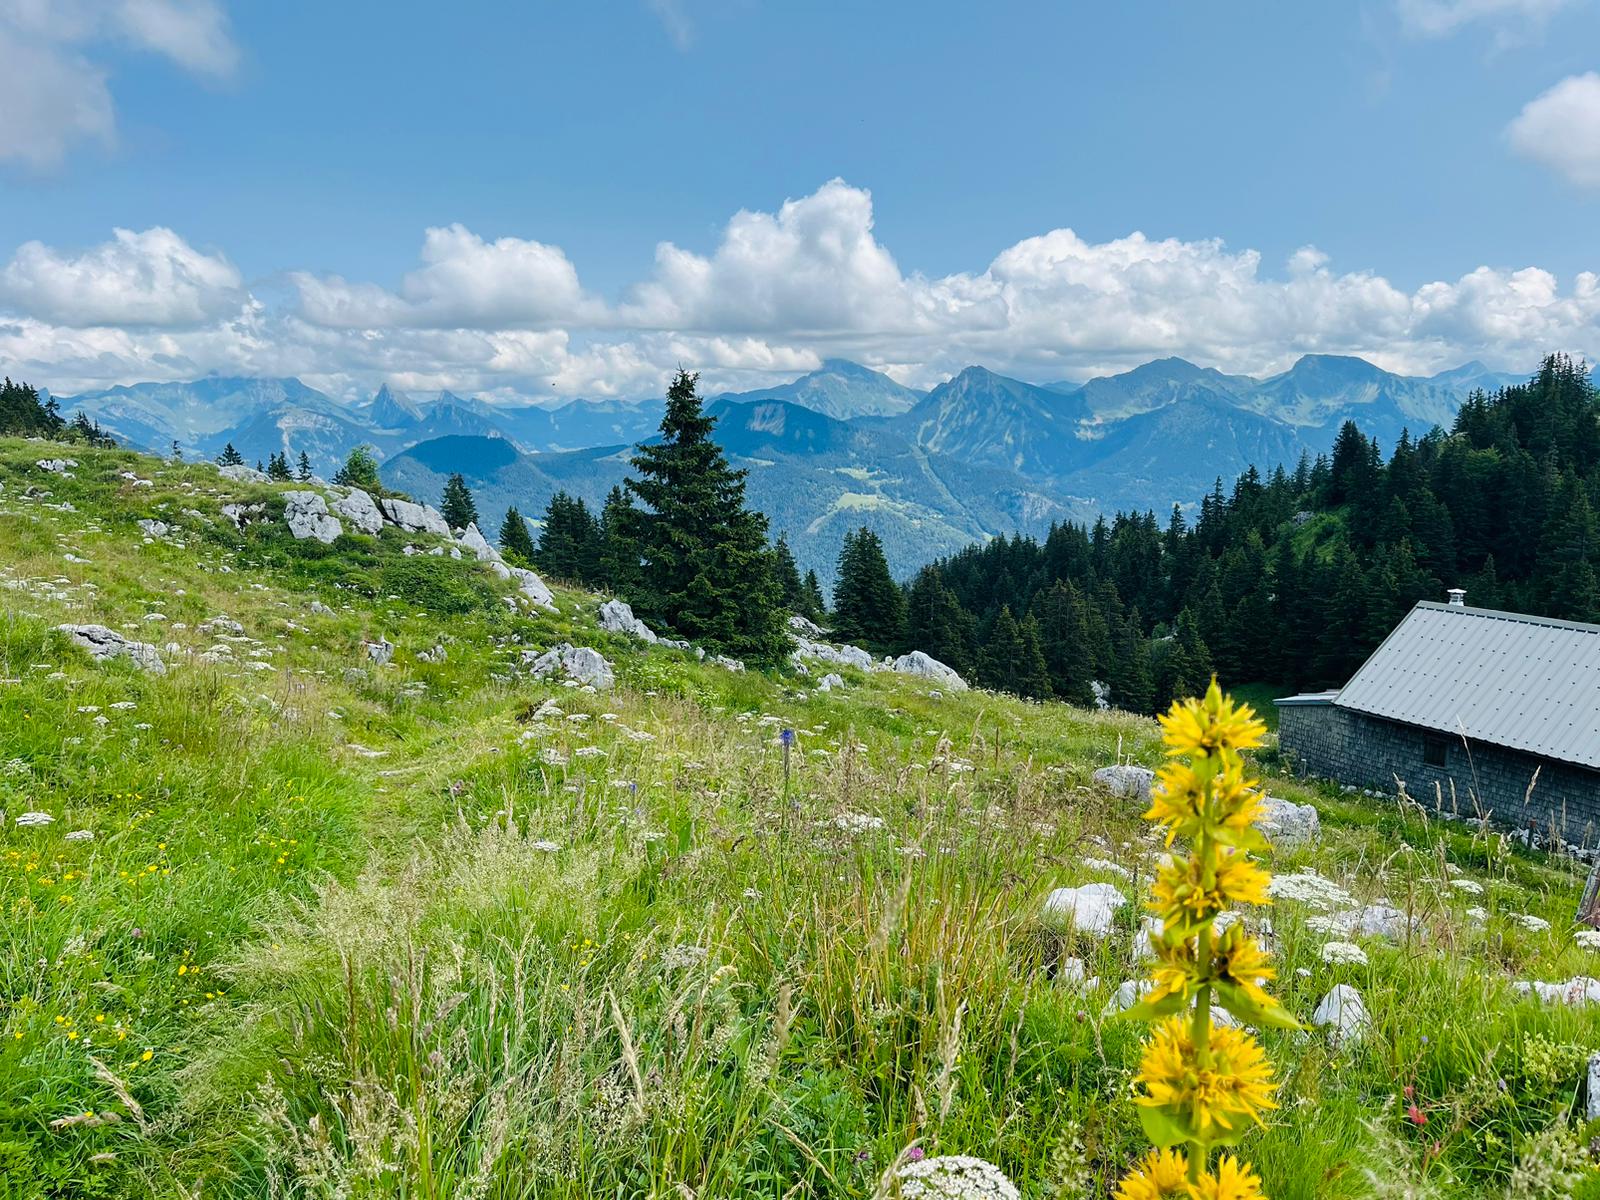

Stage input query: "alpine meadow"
[{"left": 5, "top": 3, "right": 1600, "bottom": 1198}]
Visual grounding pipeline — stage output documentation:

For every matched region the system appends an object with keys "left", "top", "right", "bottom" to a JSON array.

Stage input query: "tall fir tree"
[
  {"left": 296, "top": 451, "right": 313, "bottom": 482},
  {"left": 598, "top": 485, "right": 640, "bottom": 595},
  {"left": 498, "top": 506, "right": 537, "bottom": 565},
  {"left": 832, "top": 527, "right": 906, "bottom": 651},
  {"left": 536, "top": 492, "right": 604, "bottom": 585},
  {"left": 440, "top": 473, "right": 479, "bottom": 530},
  {"left": 620, "top": 369, "right": 788, "bottom": 663},
  {"left": 217, "top": 442, "right": 244, "bottom": 467},
  {"left": 772, "top": 535, "right": 806, "bottom": 613},
  {"left": 266, "top": 451, "right": 293, "bottom": 481},
  {"left": 800, "top": 570, "right": 827, "bottom": 623}
]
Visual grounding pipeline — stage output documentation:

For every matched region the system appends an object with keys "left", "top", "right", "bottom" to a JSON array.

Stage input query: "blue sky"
[{"left": 0, "top": 0, "right": 1597, "bottom": 400}]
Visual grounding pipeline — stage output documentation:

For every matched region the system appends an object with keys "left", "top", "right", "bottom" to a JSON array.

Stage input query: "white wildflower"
[
  {"left": 1268, "top": 871, "right": 1354, "bottom": 911},
  {"left": 896, "top": 1154, "right": 1021, "bottom": 1200},
  {"left": 1320, "top": 941, "right": 1369, "bottom": 966},
  {"left": 64, "top": 830, "right": 94, "bottom": 842},
  {"left": 15, "top": 812, "right": 54, "bottom": 827},
  {"left": 831, "top": 812, "right": 885, "bottom": 833},
  {"left": 1448, "top": 878, "right": 1484, "bottom": 896},
  {"left": 1574, "top": 929, "right": 1600, "bottom": 950},
  {"left": 1510, "top": 913, "right": 1551, "bottom": 933},
  {"left": 1080, "top": 856, "right": 1133, "bottom": 880},
  {"left": 530, "top": 840, "right": 560, "bottom": 853}
]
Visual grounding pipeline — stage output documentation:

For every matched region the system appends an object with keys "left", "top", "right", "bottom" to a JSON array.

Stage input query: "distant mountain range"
[{"left": 55, "top": 354, "right": 1525, "bottom": 581}]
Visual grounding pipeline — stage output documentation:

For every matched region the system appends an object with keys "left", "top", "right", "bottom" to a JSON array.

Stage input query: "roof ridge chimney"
[{"left": 1446, "top": 587, "right": 1466, "bottom": 607}]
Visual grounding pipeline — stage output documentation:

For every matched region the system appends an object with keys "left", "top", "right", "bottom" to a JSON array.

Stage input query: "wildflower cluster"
[{"left": 1117, "top": 680, "right": 1293, "bottom": 1200}]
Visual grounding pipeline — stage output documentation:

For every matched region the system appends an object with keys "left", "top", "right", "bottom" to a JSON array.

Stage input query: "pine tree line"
[
  {"left": 904, "top": 354, "right": 1598, "bottom": 711},
  {"left": 1, "top": 378, "right": 115, "bottom": 447}
]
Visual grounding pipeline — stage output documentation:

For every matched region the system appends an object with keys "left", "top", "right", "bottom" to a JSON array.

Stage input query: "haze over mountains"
[{"left": 56, "top": 354, "right": 1523, "bottom": 580}]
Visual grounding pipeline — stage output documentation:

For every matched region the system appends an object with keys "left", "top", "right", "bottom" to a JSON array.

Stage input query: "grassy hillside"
[{"left": 1, "top": 437, "right": 1598, "bottom": 1198}]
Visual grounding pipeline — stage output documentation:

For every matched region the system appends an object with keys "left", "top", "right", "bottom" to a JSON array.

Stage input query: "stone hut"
[{"left": 1277, "top": 591, "right": 1600, "bottom": 846}]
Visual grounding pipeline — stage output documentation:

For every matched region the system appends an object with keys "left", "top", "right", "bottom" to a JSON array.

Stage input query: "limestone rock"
[
  {"left": 1258, "top": 795, "right": 1321, "bottom": 851},
  {"left": 790, "top": 636, "right": 875, "bottom": 671},
  {"left": 221, "top": 502, "right": 265, "bottom": 529},
  {"left": 218, "top": 464, "right": 268, "bottom": 483},
  {"left": 378, "top": 497, "right": 450, "bottom": 536},
  {"left": 1511, "top": 976, "right": 1600, "bottom": 1006},
  {"left": 365, "top": 638, "right": 395, "bottom": 666},
  {"left": 330, "top": 487, "right": 383, "bottom": 535},
  {"left": 599, "top": 598, "right": 658, "bottom": 643},
  {"left": 136, "top": 518, "right": 170, "bottom": 537},
  {"left": 1041, "top": 882, "right": 1126, "bottom": 938},
  {"left": 817, "top": 672, "right": 844, "bottom": 692},
  {"left": 456, "top": 521, "right": 501, "bottom": 563},
  {"left": 890, "top": 650, "right": 969, "bottom": 691},
  {"left": 283, "top": 491, "right": 342, "bottom": 543},
  {"left": 37, "top": 458, "right": 78, "bottom": 474},
  {"left": 1093, "top": 764, "right": 1155, "bottom": 803},
  {"left": 1588, "top": 1052, "right": 1600, "bottom": 1121},
  {"left": 507, "top": 565, "right": 555, "bottom": 610},
  {"left": 787, "top": 614, "right": 828, "bottom": 639},
  {"left": 1312, "top": 983, "right": 1370, "bottom": 1047},
  {"left": 524, "top": 644, "right": 614, "bottom": 689},
  {"left": 709, "top": 654, "right": 745, "bottom": 672},
  {"left": 57, "top": 624, "right": 166, "bottom": 674}
]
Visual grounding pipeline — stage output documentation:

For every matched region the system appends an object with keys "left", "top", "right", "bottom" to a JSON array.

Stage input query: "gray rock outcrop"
[
  {"left": 1258, "top": 795, "right": 1321, "bottom": 851},
  {"left": 218, "top": 464, "right": 268, "bottom": 483},
  {"left": 37, "top": 458, "right": 78, "bottom": 474},
  {"left": 378, "top": 497, "right": 451, "bottom": 536},
  {"left": 365, "top": 638, "right": 395, "bottom": 665},
  {"left": 890, "top": 650, "right": 968, "bottom": 690},
  {"left": 1093, "top": 764, "right": 1156, "bottom": 803},
  {"left": 791, "top": 636, "right": 875, "bottom": 672},
  {"left": 599, "top": 598, "right": 658, "bottom": 643},
  {"left": 57, "top": 624, "right": 167, "bottom": 674},
  {"left": 456, "top": 522, "right": 500, "bottom": 562},
  {"left": 524, "top": 644, "right": 614, "bottom": 689},
  {"left": 1041, "top": 882, "right": 1126, "bottom": 937},
  {"left": 818, "top": 673, "right": 844, "bottom": 692},
  {"left": 330, "top": 487, "right": 383, "bottom": 535},
  {"left": 283, "top": 491, "right": 342, "bottom": 543},
  {"left": 136, "top": 518, "right": 170, "bottom": 537}
]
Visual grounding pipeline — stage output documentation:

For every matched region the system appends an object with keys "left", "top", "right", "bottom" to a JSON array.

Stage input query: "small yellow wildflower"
[
  {"left": 1193, "top": 1156, "right": 1267, "bottom": 1200},
  {"left": 140, "top": 1049, "right": 153, "bottom": 1062},
  {"left": 1114, "top": 1147, "right": 1193, "bottom": 1199}
]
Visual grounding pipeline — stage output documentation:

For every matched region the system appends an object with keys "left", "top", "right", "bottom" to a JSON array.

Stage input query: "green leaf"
[
  {"left": 1137, "top": 1101, "right": 1196, "bottom": 1148},
  {"left": 1121, "top": 991, "right": 1188, "bottom": 1023},
  {"left": 1213, "top": 980, "right": 1303, "bottom": 1030}
]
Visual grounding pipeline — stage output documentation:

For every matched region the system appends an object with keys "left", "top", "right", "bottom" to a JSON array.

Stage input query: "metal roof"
[{"left": 1331, "top": 601, "right": 1600, "bottom": 770}]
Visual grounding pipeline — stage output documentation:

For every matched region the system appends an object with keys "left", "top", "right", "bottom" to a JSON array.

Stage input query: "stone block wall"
[{"left": 1278, "top": 701, "right": 1600, "bottom": 849}]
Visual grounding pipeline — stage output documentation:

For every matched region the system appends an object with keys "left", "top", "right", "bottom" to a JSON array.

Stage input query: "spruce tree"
[
  {"left": 598, "top": 485, "right": 640, "bottom": 594},
  {"left": 266, "top": 452, "right": 293, "bottom": 482},
  {"left": 440, "top": 473, "right": 479, "bottom": 530},
  {"left": 979, "top": 605, "right": 1050, "bottom": 698},
  {"left": 832, "top": 527, "right": 906, "bottom": 651},
  {"left": 905, "top": 567, "right": 976, "bottom": 674},
  {"left": 498, "top": 505, "right": 537, "bottom": 565},
  {"left": 800, "top": 570, "right": 827, "bottom": 622},
  {"left": 218, "top": 443, "right": 244, "bottom": 467},
  {"left": 773, "top": 535, "right": 806, "bottom": 613},
  {"left": 333, "top": 447, "right": 381, "bottom": 491},
  {"left": 536, "top": 492, "right": 603, "bottom": 585},
  {"left": 620, "top": 369, "right": 787, "bottom": 663},
  {"left": 296, "top": 451, "right": 313, "bottom": 481}
]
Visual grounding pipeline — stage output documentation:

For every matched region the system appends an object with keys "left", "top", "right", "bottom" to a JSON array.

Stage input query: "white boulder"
[
  {"left": 1093, "top": 764, "right": 1156, "bottom": 803},
  {"left": 1041, "top": 882, "right": 1127, "bottom": 938},
  {"left": 218, "top": 464, "right": 268, "bottom": 483},
  {"left": 37, "top": 458, "right": 78, "bottom": 474},
  {"left": 456, "top": 521, "right": 501, "bottom": 562},
  {"left": 790, "top": 636, "right": 876, "bottom": 671},
  {"left": 524, "top": 644, "right": 615, "bottom": 690},
  {"left": 1312, "top": 983, "right": 1370, "bottom": 1047},
  {"left": 378, "top": 497, "right": 451, "bottom": 536},
  {"left": 818, "top": 672, "right": 844, "bottom": 692},
  {"left": 787, "top": 614, "right": 828, "bottom": 639},
  {"left": 283, "top": 491, "right": 342, "bottom": 543},
  {"left": 136, "top": 518, "right": 170, "bottom": 537},
  {"left": 365, "top": 638, "right": 395, "bottom": 665},
  {"left": 599, "top": 598, "right": 658, "bottom": 643},
  {"left": 1258, "top": 796, "right": 1321, "bottom": 851},
  {"left": 57, "top": 624, "right": 166, "bottom": 674},
  {"left": 890, "top": 650, "right": 969, "bottom": 691},
  {"left": 330, "top": 487, "right": 383, "bottom": 535},
  {"left": 1512, "top": 976, "right": 1600, "bottom": 1006}
]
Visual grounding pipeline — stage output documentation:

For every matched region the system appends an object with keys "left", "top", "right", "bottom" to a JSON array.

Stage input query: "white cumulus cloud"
[
  {"left": 0, "top": 0, "right": 237, "bottom": 168},
  {"left": 1, "top": 180, "right": 1597, "bottom": 399},
  {"left": 1508, "top": 72, "right": 1600, "bottom": 188},
  {"left": 1, "top": 226, "right": 242, "bottom": 326},
  {"left": 293, "top": 224, "right": 593, "bottom": 329}
]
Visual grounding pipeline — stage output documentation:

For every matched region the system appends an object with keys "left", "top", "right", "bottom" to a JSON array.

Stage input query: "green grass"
[{"left": 1, "top": 438, "right": 1598, "bottom": 1198}]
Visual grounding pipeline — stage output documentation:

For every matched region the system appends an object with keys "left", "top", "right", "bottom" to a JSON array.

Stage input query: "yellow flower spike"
[
  {"left": 1151, "top": 851, "right": 1272, "bottom": 937},
  {"left": 1135, "top": 1017, "right": 1277, "bottom": 1141},
  {"left": 1157, "top": 678, "right": 1267, "bottom": 761},
  {"left": 1114, "top": 1147, "right": 1196, "bottom": 1200}
]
